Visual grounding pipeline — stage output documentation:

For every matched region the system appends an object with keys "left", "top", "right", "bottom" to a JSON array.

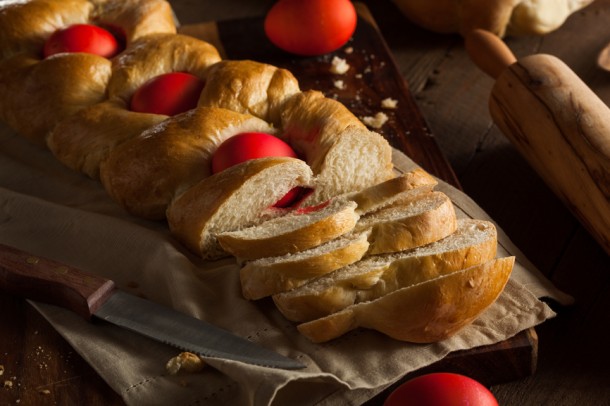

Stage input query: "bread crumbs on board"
[
  {"left": 330, "top": 56, "right": 350, "bottom": 74},
  {"left": 381, "top": 98, "right": 398, "bottom": 109},
  {"left": 361, "top": 112, "right": 389, "bottom": 129}
]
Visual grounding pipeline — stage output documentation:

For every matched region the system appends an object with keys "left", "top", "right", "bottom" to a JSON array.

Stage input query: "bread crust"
[
  {"left": 391, "top": 0, "right": 594, "bottom": 37},
  {"left": 91, "top": 0, "right": 177, "bottom": 44},
  {"left": 47, "top": 99, "right": 166, "bottom": 179},
  {"left": 279, "top": 90, "right": 394, "bottom": 203},
  {"left": 297, "top": 257, "right": 515, "bottom": 343},
  {"left": 348, "top": 168, "right": 438, "bottom": 215},
  {"left": 198, "top": 60, "right": 300, "bottom": 126},
  {"left": 359, "top": 191, "right": 457, "bottom": 255},
  {"left": 107, "top": 33, "right": 221, "bottom": 103},
  {"left": 274, "top": 219, "right": 498, "bottom": 322},
  {"left": 0, "top": 53, "right": 111, "bottom": 145},
  {"left": 101, "top": 107, "right": 276, "bottom": 220},
  {"left": 167, "top": 157, "right": 313, "bottom": 259},
  {"left": 240, "top": 231, "right": 370, "bottom": 300},
  {"left": 217, "top": 200, "right": 360, "bottom": 261},
  {"left": 0, "top": 0, "right": 91, "bottom": 60}
]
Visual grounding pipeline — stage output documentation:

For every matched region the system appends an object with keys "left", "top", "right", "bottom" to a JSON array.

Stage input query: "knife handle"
[{"left": 0, "top": 243, "right": 116, "bottom": 319}]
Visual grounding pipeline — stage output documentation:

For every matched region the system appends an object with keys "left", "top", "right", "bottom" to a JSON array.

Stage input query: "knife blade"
[{"left": 0, "top": 243, "right": 304, "bottom": 370}]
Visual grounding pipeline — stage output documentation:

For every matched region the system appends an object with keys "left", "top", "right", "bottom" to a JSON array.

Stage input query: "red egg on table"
[
  {"left": 384, "top": 373, "right": 499, "bottom": 406},
  {"left": 130, "top": 72, "right": 205, "bottom": 116},
  {"left": 264, "top": 0, "right": 357, "bottom": 56},
  {"left": 43, "top": 24, "right": 121, "bottom": 58}
]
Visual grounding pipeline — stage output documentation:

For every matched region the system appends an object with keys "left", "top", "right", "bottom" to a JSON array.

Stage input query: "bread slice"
[
  {"left": 217, "top": 199, "right": 359, "bottom": 261},
  {"left": 279, "top": 90, "right": 394, "bottom": 204},
  {"left": 167, "top": 157, "right": 313, "bottom": 260},
  {"left": 273, "top": 219, "right": 498, "bottom": 322},
  {"left": 297, "top": 256, "right": 515, "bottom": 343},
  {"left": 357, "top": 191, "right": 457, "bottom": 255},
  {"left": 345, "top": 168, "right": 438, "bottom": 215},
  {"left": 240, "top": 231, "right": 370, "bottom": 300}
]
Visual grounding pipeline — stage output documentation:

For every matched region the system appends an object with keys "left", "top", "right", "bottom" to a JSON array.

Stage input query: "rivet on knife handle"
[{"left": 0, "top": 243, "right": 116, "bottom": 319}]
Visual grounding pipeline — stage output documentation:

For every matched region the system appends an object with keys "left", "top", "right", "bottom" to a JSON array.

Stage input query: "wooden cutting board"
[{"left": 179, "top": 2, "right": 538, "bottom": 394}]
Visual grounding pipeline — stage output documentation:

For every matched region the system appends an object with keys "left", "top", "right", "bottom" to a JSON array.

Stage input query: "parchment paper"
[{"left": 0, "top": 125, "right": 568, "bottom": 405}]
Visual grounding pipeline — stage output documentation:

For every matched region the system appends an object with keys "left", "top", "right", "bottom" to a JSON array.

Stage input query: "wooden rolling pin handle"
[
  {"left": 463, "top": 29, "right": 610, "bottom": 256},
  {"left": 464, "top": 29, "right": 517, "bottom": 79}
]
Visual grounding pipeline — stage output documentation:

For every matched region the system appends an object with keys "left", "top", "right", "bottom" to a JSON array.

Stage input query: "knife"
[{"left": 0, "top": 243, "right": 304, "bottom": 370}]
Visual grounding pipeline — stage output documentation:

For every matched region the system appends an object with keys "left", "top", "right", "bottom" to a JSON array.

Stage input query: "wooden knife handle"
[
  {"left": 0, "top": 244, "right": 116, "bottom": 319},
  {"left": 465, "top": 29, "right": 610, "bottom": 256}
]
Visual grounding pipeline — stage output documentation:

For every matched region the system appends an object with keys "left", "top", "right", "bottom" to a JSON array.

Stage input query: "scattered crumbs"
[
  {"left": 39, "top": 389, "right": 51, "bottom": 396},
  {"left": 166, "top": 352, "right": 206, "bottom": 375},
  {"left": 381, "top": 98, "right": 398, "bottom": 109},
  {"left": 333, "top": 79, "right": 345, "bottom": 90},
  {"left": 0, "top": 364, "right": 4, "bottom": 376},
  {"left": 344, "top": 46, "right": 354, "bottom": 54},
  {"left": 330, "top": 56, "right": 350, "bottom": 74},
  {"left": 363, "top": 66, "right": 372, "bottom": 74},
  {"left": 355, "top": 73, "right": 363, "bottom": 79},
  {"left": 4, "top": 380, "right": 13, "bottom": 389},
  {"left": 361, "top": 112, "right": 389, "bottom": 129}
]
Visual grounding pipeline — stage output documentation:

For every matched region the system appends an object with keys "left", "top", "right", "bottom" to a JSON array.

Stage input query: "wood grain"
[{"left": 491, "top": 54, "right": 610, "bottom": 256}]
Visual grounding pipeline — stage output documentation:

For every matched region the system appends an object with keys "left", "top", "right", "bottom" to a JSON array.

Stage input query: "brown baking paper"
[{"left": 0, "top": 125, "right": 567, "bottom": 405}]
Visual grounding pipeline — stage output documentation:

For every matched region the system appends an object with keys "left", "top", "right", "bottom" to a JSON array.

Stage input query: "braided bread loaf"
[
  {"left": 0, "top": 0, "right": 394, "bottom": 256},
  {"left": 0, "top": 0, "right": 513, "bottom": 344}
]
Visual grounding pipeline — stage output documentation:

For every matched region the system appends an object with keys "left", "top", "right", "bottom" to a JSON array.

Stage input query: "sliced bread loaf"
[
  {"left": 297, "top": 256, "right": 515, "bottom": 343},
  {"left": 273, "top": 218, "right": 498, "bottom": 322},
  {"left": 240, "top": 231, "right": 370, "bottom": 300},
  {"left": 345, "top": 168, "right": 438, "bottom": 215},
  {"left": 357, "top": 190, "right": 457, "bottom": 255},
  {"left": 217, "top": 199, "right": 360, "bottom": 261},
  {"left": 167, "top": 156, "right": 313, "bottom": 260}
]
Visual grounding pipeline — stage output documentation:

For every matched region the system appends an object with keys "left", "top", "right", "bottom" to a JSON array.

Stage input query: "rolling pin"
[{"left": 464, "top": 29, "right": 610, "bottom": 256}]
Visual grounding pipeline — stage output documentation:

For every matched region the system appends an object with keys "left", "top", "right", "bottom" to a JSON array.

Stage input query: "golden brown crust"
[
  {"left": 217, "top": 200, "right": 360, "bottom": 261},
  {"left": 100, "top": 107, "right": 275, "bottom": 220},
  {"left": 279, "top": 90, "right": 366, "bottom": 172},
  {"left": 198, "top": 60, "right": 300, "bottom": 127},
  {"left": 91, "top": 0, "right": 177, "bottom": 44},
  {"left": 348, "top": 168, "right": 438, "bottom": 215},
  {"left": 0, "top": 0, "right": 180, "bottom": 145},
  {"left": 240, "top": 232, "right": 370, "bottom": 300},
  {"left": 47, "top": 100, "right": 166, "bottom": 178},
  {"left": 0, "top": 0, "right": 91, "bottom": 60},
  {"left": 297, "top": 257, "right": 515, "bottom": 343},
  {"left": 358, "top": 191, "right": 457, "bottom": 255},
  {"left": 391, "top": 0, "right": 594, "bottom": 37},
  {"left": 274, "top": 219, "right": 498, "bottom": 322},
  {"left": 0, "top": 53, "right": 111, "bottom": 145},
  {"left": 167, "top": 157, "right": 313, "bottom": 259},
  {"left": 390, "top": 0, "right": 521, "bottom": 36},
  {"left": 279, "top": 91, "right": 394, "bottom": 203},
  {"left": 108, "top": 33, "right": 221, "bottom": 102}
]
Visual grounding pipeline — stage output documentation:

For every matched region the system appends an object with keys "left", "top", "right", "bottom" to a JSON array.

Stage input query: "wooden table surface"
[{"left": 2, "top": 1, "right": 610, "bottom": 405}]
